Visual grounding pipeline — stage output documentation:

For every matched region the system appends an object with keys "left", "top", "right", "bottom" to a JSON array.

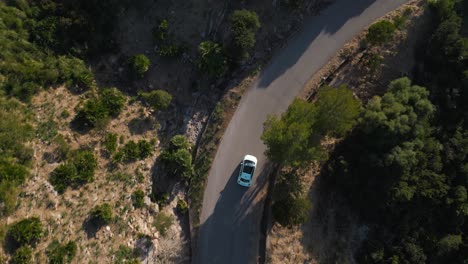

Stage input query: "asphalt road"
[{"left": 196, "top": 0, "right": 409, "bottom": 263}]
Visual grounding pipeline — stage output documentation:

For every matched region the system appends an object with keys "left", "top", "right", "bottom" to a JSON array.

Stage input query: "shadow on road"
[
  {"left": 257, "top": 0, "right": 377, "bottom": 89},
  {"left": 195, "top": 163, "right": 271, "bottom": 264}
]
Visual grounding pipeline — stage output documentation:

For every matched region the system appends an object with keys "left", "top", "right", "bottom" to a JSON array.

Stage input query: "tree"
[
  {"left": 99, "top": 88, "right": 126, "bottom": 117},
  {"left": 437, "top": 234, "right": 462, "bottom": 256},
  {"left": 138, "top": 90, "right": 172, "bottom": 111},
  {"left": 230, "top": 9, "right": 261, "bottom": 60},
  {"left": 129, "top": 54, "right": 150, "bottom": 78},
  {"left": 314, "top": 85, "right": 361, "bottom": 136},
  {"left": 197, "top": 41, "right": 227, "bottom": 78},
  {"left": 366, "top": 20, "right": 396, "bottom": 46},
  {"left": 262, "top": 86, "right": 360, "bottom": 167},
  {"left": 8, "top": 217, "right": 43, "bottom": 247}
]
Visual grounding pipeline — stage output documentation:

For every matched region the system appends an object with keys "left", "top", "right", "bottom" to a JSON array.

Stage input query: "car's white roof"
[{"left": 243, "top": 154, "right": 257, "bottom": 164}]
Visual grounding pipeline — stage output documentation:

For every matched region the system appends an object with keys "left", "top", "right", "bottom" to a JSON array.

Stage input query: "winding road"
[{"left": 196, "top": 0, "right": 409, "bottom": 263}]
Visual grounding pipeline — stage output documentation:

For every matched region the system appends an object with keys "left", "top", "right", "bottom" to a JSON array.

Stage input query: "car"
[{"left": 237, "top": 154, "right": 257, "bottom": 187}]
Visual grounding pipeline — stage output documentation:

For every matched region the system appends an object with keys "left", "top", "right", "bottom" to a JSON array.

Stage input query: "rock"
[
  {"left": 106, "top": 226, "right": 110, "bottom": 231},
  {"left": 144, "top": 196, "right": 152, "bottom": 207}
]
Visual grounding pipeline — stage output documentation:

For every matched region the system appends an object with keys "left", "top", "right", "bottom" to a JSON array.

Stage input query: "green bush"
[
  {"left": 161, "top": 135, "right": 193, "bottom": 179},
  {"left": 366, "top": 20, "right": 396, "bottom": 46},
  {"left": 230, "top": 10, "right": 261, "bottom": 60},
  {"left": 46, "top": 240, "right": 77, "bottom": 264},
  {"left": 57, "top": 56, "right": 94, "bottom": 93},
  {"left": 152, "top": 19, "right": 168, "bottom": 42},
  {"left": 8, "top": 217, "right": 43, "bottom": 247},
  {"left": 176, "top": 199, "right": 188, "bottom": 214},
  {"left": 272, "top": 196, "right": 311, "bottom": 227},
  {"left": 49, "top": 150, "right": 97, "bottom": 193},
  {"left": 129, "top": 54, "right": 150, "bottom": 78},
  {"left": 75, "top": 97, "right": 109, "bottom": 129},
  {"left": 151, "top": 191, "right": 169, "bottom": 207},
  {"left": 12, "top": 246, "right": 32, "bottom": 264},
  {"left": 37, "top": 119, "right": 58, "bottom": 142},
  {"left": 53, "top": 135, "right": 71, "bottom": 162},
  {"left": 90, "top": 203, "right": 113, "bottom": 226},
  {"left": 138, "top": 90, "right": 172, "bottom": 111},
  {"left": 197, "top": 41, "right": 227, "bottom": 78},
  {"left": 102, "top": 133, "right": 118, "bottom": 154},
  {"left": 99, "top": 88, "right": 126, "bottom": 117},
  {"left": 153, "top": 213, "right": 173, "bottom": 237},
  {"left": 157, "top": 44, "right": 183, "bottom": 58},
  {"left": 114, "top": 245, "right": 139, "bottom": 264},
  {"left": 132, "top": 189, "right": 145, "bottom": 208},
  {"left": 0, "top": 180, "right": 19, "bottom": 215},
  {"left": 121, "top": 140, "right": 153, "bottom": 162}
]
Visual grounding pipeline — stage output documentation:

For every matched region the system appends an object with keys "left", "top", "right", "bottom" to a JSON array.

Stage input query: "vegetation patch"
[
  {"left": 161, "top": 135, "right": 193, "bottom": 181},
  {"left": 7, "top": 217, "right": 43, "bottom": 248},
  {"left": 153, "top": 213, "right": 174, "bottom": 237},
  {"left": 89, "top": 203, "right": 113, "bottom": 226},
  {"left": 46, "top": 240, "right": 77, "bottom": 264}
]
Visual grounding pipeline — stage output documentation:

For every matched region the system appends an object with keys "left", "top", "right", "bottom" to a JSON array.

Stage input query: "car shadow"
[{"left": 195, "top": 162, "right": 273, "bottom": 264}]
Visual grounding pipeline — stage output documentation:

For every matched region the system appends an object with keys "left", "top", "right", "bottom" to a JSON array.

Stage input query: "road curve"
[{"left": 196, "top": 1, "right": 409, "bottom": 263}]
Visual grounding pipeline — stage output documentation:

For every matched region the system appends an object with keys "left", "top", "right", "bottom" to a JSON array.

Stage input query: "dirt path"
[{"left": 196, "top": 1, "right": 409, "bottom": 263}]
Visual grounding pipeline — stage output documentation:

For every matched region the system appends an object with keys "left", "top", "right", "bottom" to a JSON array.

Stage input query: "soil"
[{"left": 266, "top": 1, "right": 431, "bottom": 263}]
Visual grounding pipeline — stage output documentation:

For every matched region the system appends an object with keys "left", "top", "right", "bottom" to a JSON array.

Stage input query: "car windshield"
[
  {"left": 243, "top": 165, "right": 254, "bottom": 174},
  {"left": 240, "top": 178, "right": 249, "bottom": 182}
]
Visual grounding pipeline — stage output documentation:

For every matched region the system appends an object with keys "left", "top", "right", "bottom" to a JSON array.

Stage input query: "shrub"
[
  {"left": 118, "top": 139, "right": 153, "bottom": 162},
  {"left": 0, "top": 180, "right": 19, "bottom": 215},
  {"left": 151, "top": 191, "right": 169, "bottom": 207},
  {"left": 49, "top": 150, "right": 97, "bottom": 193},
  {"left": 366, "top": 20, "right": 396, "bottom": 46},
  {"left": 157, "top": 44, "right": 183, "bottom": 58},
  {"left": 53, "top": 135, "right": 71, "bottom": 161},
  {"left": 230, "top": 10, "right": 261, "bottom": 60},
  {"left": 114, "top": 245, "right": 139, "bottom": 264},
  {"left": 46, "top": 240, "right": 77, "bottom": 264},
  {"left": 153, "top": 213, "right": 173, "bottom": 236},
  {"left": 8, "top": 217, "right": 43, "bottom": 247},
  {"left": 272, "top": 196, "right": 311, "bottom": 227},
  {"left": 132, "top": 189, "right": 145, "bottom": 208},
  {"left": 197, "top": 41, "right": 227, "bottom": 78},
  {"left": 138, "top": 90, "right": 172, "bottom": 111},
  {"left": 176, "top": 199, "right": 188, "bottom": 214},
  {"left": 90, "top": 203, "right": 113, "bottom": 226},
  {"left": 161, "top": 135, "right": 193, "bottom": 179},
  {"left": 75, "top": 97, "right": 109, "bottom": 129},
  {"left": 129, "top": 54, "right": 150, "bottom": 78},
  {"left": 152, "top": 19, "right": 168, "bottom": 42},
  {"left": 37, "top": 119, "right": 58, "bottom": 142},
  {"left": 102, "top": 133, "right": 118, "bottom": 154},
  {"left": 12, "top": 246, "right": 32, "bottom": 264},
  {"left": 57, "top": 56, "right": 94, "bottom": 93},
  {"left": 99, "top": 88, "right": 126, "bottom": 117}
]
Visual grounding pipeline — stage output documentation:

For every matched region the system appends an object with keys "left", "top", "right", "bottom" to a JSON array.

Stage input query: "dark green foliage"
[
  {"left": 176, "top": 199, "right": 188, "bottom": 214},
  {"left": 12, "top": 246, "right": 32, "bottom": 264},
  {"left": 366, "top": 20, "right": 396, "bottom": 46},
  {"left": 121, "top": 140, "right": 153, "bottom": 162},
  {"left": 132, "top": 189, "right": 145, "bottom": 208},
  {"left": 89, "top": 203, "right": 113, "bottom": 226},
  {"left": 197, "top": 41, "right": 228, "bottom": 78},
  {"left": 102, "top": 133, "right": 118, "bottom": 154},
  {"left": 160, "top": 135, "right": 193, "bottom": 179},
  {"left": 152, "top": 19, "right": 183, "bottom": 58},
  {"left": 138, "top": 90, "right": 172, "bottom": 111},
  {"left": 151, "top": 191, "right": 169, "bottom": 207},
  {"left": 129, "top": 54, "right": 150, "bottom": 78},
  {"left": 99, "top": 88, "right": 126, "bottom": 117},
  {"left": 0, "top": 3, "right": 95, "bottom": 100},
  {"left": 49, "top": 150, "right": 97, "bottom": 193},
  {"left": 8, "top": 217, "right": 43, "bottom": 247},
  {"left": 272, "top": 196, "right": 311, "bottom": 227},
  {"left": 229, "top": 9, "right": 261, "bottom": 60},
  {"left": 46, "top": 240, "right": 77, "bottom": 264},
  {"left": 75, "top": 88, "right": 125, "bottom": 129},
  {"left": 0, "top": 97, "right": 32, "bottom": 215},
  {"left": 262, "top": 85, "right": 360, "bottom": 167},
  {"left": 153, "top": 213, "right": 173, "bottom": 237}
]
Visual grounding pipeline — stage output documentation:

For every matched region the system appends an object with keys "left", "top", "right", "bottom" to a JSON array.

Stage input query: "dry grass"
[{"left": 1, "top": 87, "right": 189, "bottom": 263}]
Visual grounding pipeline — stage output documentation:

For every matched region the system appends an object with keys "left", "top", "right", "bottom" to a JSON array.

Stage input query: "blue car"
[{"left": 237, "top": 155, "right": 257, "bottom": 187}]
